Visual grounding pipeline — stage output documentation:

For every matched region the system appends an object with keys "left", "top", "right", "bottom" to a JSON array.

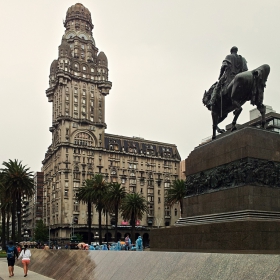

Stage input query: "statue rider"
[{"left": 209, "top": 46, "right": 248, "bottom": 107}]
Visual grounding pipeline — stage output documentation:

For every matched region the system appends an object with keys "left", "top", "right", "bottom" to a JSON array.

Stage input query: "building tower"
[
  {"left": 42, "top": 3, "right": 181, "bottom": 244},
  {"left": 42, "top": 3, "right": 112, "bottom": 240}
]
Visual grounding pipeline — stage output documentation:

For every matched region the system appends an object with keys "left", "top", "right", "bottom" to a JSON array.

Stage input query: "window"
[
  {"left": 74, "top": 97, "right": 78, "bottom": 103},
  {"left": 158, "top": 197, "right": 161, "bottom": 203},
  {"left": 91, "top": 68, "right": 94, "bottom": 72},
  {"left": 129, "top": 186, "right": 136, "bottom": 193},
  {"left": 165, "top": 206, "right": 170, "bottom": 216},
  {"left": 74, "top": 132, "right": 94, "bottom": 146},
  {"left": 64, "top": 190, "right": 68, "bottom": 197}
]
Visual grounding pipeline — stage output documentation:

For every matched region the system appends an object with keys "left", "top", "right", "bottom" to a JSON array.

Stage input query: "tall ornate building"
[{"left": 42, "top": 3, "right": 181, "bottom": 243}]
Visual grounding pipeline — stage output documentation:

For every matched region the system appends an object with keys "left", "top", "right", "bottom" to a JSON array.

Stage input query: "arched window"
[{"left": 74, "top": 132, "right": 94, "bottom": 147}]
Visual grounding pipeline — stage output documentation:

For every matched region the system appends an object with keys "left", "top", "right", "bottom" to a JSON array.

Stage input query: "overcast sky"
[{"left": 1, "top": 0, "right": 280, "bottom": 172}]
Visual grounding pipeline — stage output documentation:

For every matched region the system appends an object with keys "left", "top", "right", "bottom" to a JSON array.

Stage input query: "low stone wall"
[
  {"left": 18, "top": 249, "right": 280, "bottom": 280},
  {"left": 150, "top": 220, "right": 280, "bottom": 252}
]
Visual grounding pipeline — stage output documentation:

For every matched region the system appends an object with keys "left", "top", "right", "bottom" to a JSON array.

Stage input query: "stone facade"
[
  {"left": 23, "top": 172, "right": 44, "bottom": 240},
  {"left": 42, "top": 3, "right": 181, "bottom": 243}
]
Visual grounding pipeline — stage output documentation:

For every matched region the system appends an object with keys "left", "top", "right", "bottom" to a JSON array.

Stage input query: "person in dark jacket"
[{"left": 6, "top": 241, "right": 19, "bottom": 277}]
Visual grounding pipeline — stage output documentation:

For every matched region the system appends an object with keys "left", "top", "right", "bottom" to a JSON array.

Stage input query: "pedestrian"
[
  {"left": 16, "top": 243, "right": 21, "bottom": 254},
  {"left": 136, "top": 236, "right": 143, "bottom": 251},
  {"left": 124, "top": 234, "right": 131, "bottom": 251},
  {"left": 18, "top": 244, "right": 32, "bottom": 277},
  {"left": 6, "top": 241, "right": 19, "bottom": 278}
]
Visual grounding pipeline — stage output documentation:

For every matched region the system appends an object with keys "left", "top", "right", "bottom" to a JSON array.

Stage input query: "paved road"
[{"left": 0, "top": 259, "right": 54, "bottom": 280}]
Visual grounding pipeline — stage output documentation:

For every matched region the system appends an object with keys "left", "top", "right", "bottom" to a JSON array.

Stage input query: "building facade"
[
  {"left": 23, "top": 172, "right": 44, "bottom": 240},
  {"left": 42, "top": 3, "right": 181, "bottom": 244}
]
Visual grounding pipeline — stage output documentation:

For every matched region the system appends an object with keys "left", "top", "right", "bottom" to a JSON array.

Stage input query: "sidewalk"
[{"left": 0, "top": 259, "right": 54, "bottom": 280}]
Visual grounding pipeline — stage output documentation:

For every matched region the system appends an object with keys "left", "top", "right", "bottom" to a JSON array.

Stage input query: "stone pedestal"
[{"left": 150, "top": 127, "right": 280, "bottom": 252}]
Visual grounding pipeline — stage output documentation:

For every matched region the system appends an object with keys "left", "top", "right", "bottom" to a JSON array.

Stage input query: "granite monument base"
[{"left": 151, "top": 127, "right": 280, "bottom": 252}]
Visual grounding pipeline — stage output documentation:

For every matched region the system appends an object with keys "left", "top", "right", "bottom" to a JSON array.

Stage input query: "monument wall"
[
  {"left": 150, "top": 127, "right": 280, "bottom": 252},
  {"left": 15, "top": 249, "right": 280, "bottom": 280}
]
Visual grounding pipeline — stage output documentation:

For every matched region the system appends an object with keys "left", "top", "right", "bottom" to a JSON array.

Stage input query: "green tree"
[
  {"left": 166, "top": 179, "right": 186, "bottom": 217},
  {"left": 75, "top": 233, "right": 83, "bottom": 242},
  {"left": 76, "top": 178, "right": 95, "bottom": 245},
  {"left": 106, "top": 182, "right": 127, "bottom": 242},
  {"left": 121, "top": 193, "right": 148, "bottom": 244},
  {"left": 1, "top": 159, "right": 34, "bottom": 241},
  {"left": 92, "top": 174, "right": 108, "bottom": 245},
  {"left": 0, "top": 171, "right": 7, "bottom": 248},
  {"left": 34, "top": 219, "right": 48, "bottom": 242},
  {"left": 77, "top": 174, "right": 108, "bottom": 245}
]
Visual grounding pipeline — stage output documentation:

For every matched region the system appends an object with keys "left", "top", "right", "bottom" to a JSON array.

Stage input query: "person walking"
[
  {"left": 18, "top": 244, "right": 31, "bottom": 277},
  {"left": 136, "top": 236, "right": 143, "bottom": 251},
  {"left": 125, "top": 234, "right": 130, "bottom": 251},
  {"left": 6, "top": 241, "right": 19, "bottom": 278}
]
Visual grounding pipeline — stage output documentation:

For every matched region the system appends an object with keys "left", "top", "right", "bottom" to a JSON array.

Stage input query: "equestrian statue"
[{"left": 202, "top": 46, "right": 270, "bottom": 140}]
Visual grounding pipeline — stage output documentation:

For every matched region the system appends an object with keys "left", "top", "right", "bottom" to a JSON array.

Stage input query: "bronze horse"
[{"left": 203, "top": 64, "right": 270, "bottom": 140}]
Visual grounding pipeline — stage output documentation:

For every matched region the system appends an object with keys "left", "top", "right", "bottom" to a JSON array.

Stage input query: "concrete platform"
[
  {"left": 0, "top": 258, "right": 54, "bottom": 280},
  {"left": 2, "top": 249, "right": 280, "bottom": 280}
]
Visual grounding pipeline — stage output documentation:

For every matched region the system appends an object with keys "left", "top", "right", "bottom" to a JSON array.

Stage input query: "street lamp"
[{"left": 48, "top": 225, "right": 50, "bottom": 245}]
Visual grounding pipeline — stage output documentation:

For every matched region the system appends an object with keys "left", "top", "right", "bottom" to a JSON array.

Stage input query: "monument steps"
[{"left": 175, "top": 210, "right": 280, "bottom": 226}]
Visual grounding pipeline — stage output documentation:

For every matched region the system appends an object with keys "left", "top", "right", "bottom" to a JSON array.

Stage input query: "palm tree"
[
  {"left": 92, "top": 174, "right": 108, "bottom": 245},
  {"left": 106, "top": 182, "right": 127, "bottom": 242},
  {"left": 0, "top": 171, "right": 7, "bottom": 248},
  {"left": 166, "top": 179, "right": 186, "bottom": 218},
  {"left": 1, "top": 159, "right": 34, "bottom": 241},
  {"left": 76, "top": 178, "right": 95, "bottom": 245},
  {"left": 121, "top": 193, "right": 148, "bottom": 244}
]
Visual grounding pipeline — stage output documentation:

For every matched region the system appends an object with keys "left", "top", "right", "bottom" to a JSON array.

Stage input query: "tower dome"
[
  {"left": 59, "top": 37, "right": 72, "bottom": 57},
  {"left": 50, "top": 60, "right": 58, "bottom": 73},
  {"left": 65, "top": 3, "right": 93, "bottom": 30},
  {"left": 97, "top": 51, "right": 108, "bottom": 67}
]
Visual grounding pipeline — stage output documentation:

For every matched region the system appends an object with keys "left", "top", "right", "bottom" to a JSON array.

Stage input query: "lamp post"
[{"left": 49, "top": 225, "right": 50, "bottom": 246}]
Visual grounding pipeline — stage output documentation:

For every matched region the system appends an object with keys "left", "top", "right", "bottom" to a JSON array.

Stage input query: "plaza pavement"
[{"left": 0, "top": 258, "right": 54, "bottom": 280}]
